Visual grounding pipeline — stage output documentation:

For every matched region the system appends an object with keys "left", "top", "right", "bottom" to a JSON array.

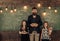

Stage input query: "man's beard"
[{"left": 32, "top": 13, "right": 37, "bottom": 15}]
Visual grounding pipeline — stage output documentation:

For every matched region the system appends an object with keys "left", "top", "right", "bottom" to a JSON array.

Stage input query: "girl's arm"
[
  {"left": 19, "top": 26, "right": 22, "bottom": 34},
  {"left": 19, "top": 31, "right": 28, "bottom": 34},
  {"left": 19, "top": 31, "right": 22, "bottom": 34}
]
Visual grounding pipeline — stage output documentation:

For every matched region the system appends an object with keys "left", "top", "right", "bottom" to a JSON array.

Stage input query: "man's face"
[{"left": 32, "top": 9, "right": 37, "bottom": 14}]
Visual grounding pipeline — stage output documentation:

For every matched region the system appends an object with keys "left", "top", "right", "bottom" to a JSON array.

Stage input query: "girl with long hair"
[
  {"left": 19, "top": 20, "right": 29, "bottom": 41},
  {"left": 40, "top": 21, "right": 52, "bottom": 41}
]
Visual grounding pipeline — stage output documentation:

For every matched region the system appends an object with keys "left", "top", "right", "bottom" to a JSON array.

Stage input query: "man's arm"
[
  {"left": 27, "top": 16, "right": 31, "bottom": 33},
  {"left": 27, "top": 16, "right": 31, "bottom": 27},
  {"left": 38, "top": 15, "right": 43, "bottom": 27}
]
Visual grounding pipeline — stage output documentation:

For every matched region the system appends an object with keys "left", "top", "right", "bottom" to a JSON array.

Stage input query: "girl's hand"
[
  {"left": 20, "top": 31, "right": 28, "bottom": 34},
  {"left": 19, "top": 31, "right": 22, "bottom": 34}
]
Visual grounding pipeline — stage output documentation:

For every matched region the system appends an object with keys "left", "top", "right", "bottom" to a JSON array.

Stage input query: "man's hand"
[{"left": 30, "top": 23, "right": 38, "bottom": 27}]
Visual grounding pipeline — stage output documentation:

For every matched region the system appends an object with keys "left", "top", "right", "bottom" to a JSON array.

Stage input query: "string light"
[
  {"left": 37, "top": 3, "right": 41, "bottom": 7},
  {"left": 48, "top": 6, "right": 51, "bottom": 9},
  {"left": 0, "top": 4, "right": 58, "bottom": 14}
]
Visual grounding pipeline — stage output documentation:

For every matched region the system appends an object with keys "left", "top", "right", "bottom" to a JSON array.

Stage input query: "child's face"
[
  {"left": 22, "top": 21, "right": 26, "bottom": 26},
  {"left": 44, "top": 23, "right": 48, "bottom": 27}
]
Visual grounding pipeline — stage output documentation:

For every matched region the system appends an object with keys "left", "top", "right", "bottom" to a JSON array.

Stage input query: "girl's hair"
[
  {"left": 43, "top": 21, "right": 49, "bottom": 29},
  {"left": 20, "top": 20, "right": 27, "bottom": 31},
  {"left": 21, "top": 20, "right": 27, "bottom": 27}
]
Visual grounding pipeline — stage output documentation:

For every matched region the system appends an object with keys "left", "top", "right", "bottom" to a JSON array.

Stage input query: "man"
[{"left": 28, "top": 7, "right": 43, "bottom": 41}]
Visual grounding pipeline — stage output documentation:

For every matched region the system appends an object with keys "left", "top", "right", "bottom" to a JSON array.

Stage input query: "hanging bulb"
[
  {"left": 10, "top": 9, "right": 13, "bottom": 13},
  {"left": 48, "top": 6, "right": 51, "bottom": 9},
  {"left": 54, "top": 9, "right": 58, "bottom": 13},
  {"left": 37, "top": 3, "right": 41, "bottom": 8},
  {"left": 23, "top": 6, "right": 28, "bottom": 10},
  {"left": 0, "top": 7, "right": 3, "bottom": 13},
  {"left": 43, "top": 11, "right": 46, "bottom": 16},
  {"left": 0, "top": 10, "right": 3, "bottom": 13},
  {"left": 5, "top": 7, "right": 8, "bottom": 11},
  {"left": 14, "top": 8, "right": 17, "bottom": 12}
]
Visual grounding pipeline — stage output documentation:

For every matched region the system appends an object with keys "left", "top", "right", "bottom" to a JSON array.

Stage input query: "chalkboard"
[{"left": 0, "top": 7, "right": 60, "bottom": 31}]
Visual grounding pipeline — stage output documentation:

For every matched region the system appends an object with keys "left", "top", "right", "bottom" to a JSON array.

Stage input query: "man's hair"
[{"left": 32, "top": 7, "right": 37, "bottom": 10}]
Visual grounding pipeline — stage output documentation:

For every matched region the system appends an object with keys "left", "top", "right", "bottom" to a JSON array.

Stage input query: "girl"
[
  {"left": 40, "top": 21, "right": 52, "bottom": 41},
  {"left": 19, "top": 20, "right": 29, "bottom": 41}
]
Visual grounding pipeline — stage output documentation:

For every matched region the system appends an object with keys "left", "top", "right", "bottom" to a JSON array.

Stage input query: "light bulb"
[
  {"left": 5, "top": 7, "right": 8, "bottom": 11},
  {"left": 0, "top": 10, "right": 3, "bottom": 13},
  {"left": 37, "top": 3, "right": 41, "bottom": 7},
  {"left": 54, "top": 9, "right": 58, "bottom": 13},
  {"left": 10, "top": 10, "right": 13, "bottom": 13},
  {"left": 43, "top": 12, "right": 46, "bottom": 16},
  {"left": 14, "top": 9, "right": 17, "bottom": 12},
  {"left": 48, "top": 6, "right": 51, "bottom": 9},
  {"left": 23, "top": 6, "right": 28, "bottom": 10}
]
